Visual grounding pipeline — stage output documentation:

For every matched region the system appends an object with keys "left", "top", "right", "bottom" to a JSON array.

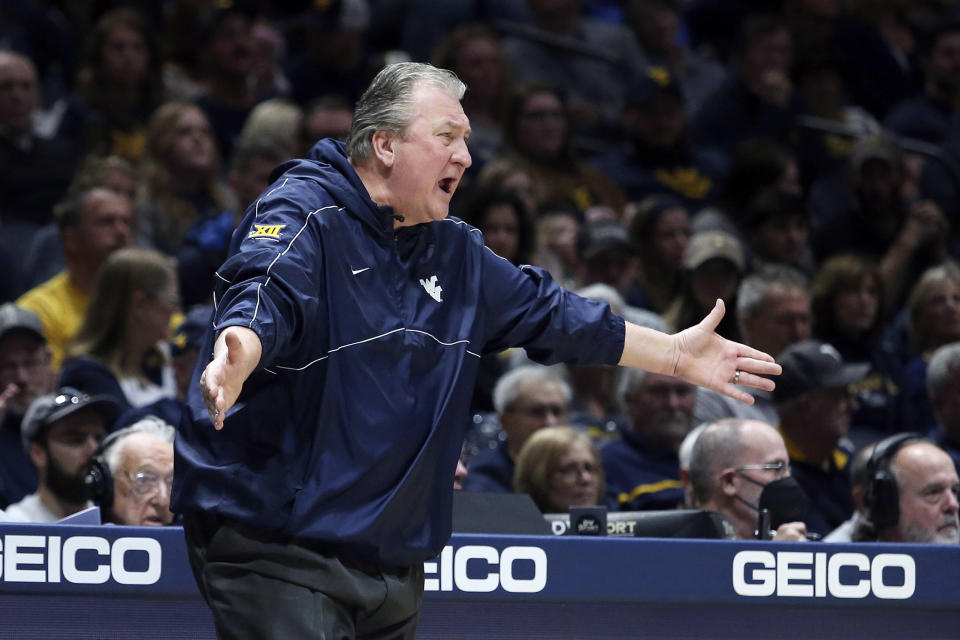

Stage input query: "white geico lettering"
[
  {"left": 424, "top": 545, "right": 547, "bottom": 593},
  {"left": 0, "top": 535, "right": 162, "bottom": 585},
  {"left": 732, "top": 550, "right": 915, "bottom": 600}
]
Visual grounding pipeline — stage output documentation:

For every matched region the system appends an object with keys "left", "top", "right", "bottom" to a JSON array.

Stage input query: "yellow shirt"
[{"left": 16, "top": 271, "right": 88, "bottom": 372}]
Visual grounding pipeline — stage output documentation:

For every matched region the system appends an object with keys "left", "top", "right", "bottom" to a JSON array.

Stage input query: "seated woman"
[
  {"left": 810, "top": 253, "right": 904, "bottom": 438},
  {"left": 456, "top": 185, "right": 533, "bottom": 267},
  {"left": 513, "top": 426, "right": 605, "bottom": 514},
  {"left": 492, "top": 84, "right": 626, "bottom": 216},
  {"left": 58, "top": 248, "right": 179, "bottom": 414}
]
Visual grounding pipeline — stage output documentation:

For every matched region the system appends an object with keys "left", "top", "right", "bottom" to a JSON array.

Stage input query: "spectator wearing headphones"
[
  {"left": 852, "top": 434, "right": 959, "bottom": 544},
  {"left": 86, "top": 416, "right": 175, "bottom": 527}
]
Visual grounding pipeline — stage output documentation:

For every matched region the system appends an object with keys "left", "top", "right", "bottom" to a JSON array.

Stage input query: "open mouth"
[{"left": 439, "top": 178, "right": 455, "bottom": 195}]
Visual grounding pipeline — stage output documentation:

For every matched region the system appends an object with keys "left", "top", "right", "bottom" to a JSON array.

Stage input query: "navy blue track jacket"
[{"left": 172, "top": 139, "right": 626, "bottom": 567}]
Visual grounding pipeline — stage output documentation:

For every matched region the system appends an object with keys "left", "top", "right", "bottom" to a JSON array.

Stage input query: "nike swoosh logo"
[{"left": 351, "top": 267, "right": 370, "bottom": 275}]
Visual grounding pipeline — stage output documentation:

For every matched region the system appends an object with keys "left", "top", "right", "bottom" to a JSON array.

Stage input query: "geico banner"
[
  {"left": 424, "top": 545, "right": 547, "bottom": 593},
  {"left": 1, "top": 525, "right": 956, "bottom": 609},
  {"left": 732, "top": 550, "right": 915, "bottom": 599},
  {"left": 0, "top": 534, "right": 161, "bottom": 585}
]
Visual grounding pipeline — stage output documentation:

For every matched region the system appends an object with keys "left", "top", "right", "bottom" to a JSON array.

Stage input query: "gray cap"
[
  {"left": 21, "top": 387, "right": 119, "bottom": 450},
  {"left": 0, "top": 303, "right": 44, "bottom": 342},
  {"left": 773, "top": 340, "right": 870, "bottom": 403}
]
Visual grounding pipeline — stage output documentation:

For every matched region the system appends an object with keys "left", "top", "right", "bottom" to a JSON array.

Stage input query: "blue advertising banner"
[{"left": 0, "top": 523, "right": 957, "bottom": 638}]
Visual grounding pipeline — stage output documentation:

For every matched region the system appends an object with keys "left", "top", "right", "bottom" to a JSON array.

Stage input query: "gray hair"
[
  {"left": 927, "top": 342, "right": 960, "bottom": 401},
  {"left": 688, "top": 418, "right": 749, "bottom": 505},
  {"left": 736, "top": 264, "right": 808, "bottom": 319},
  {"left": 346, "top": 62, "right": 466, "bottom": 162},
  {"left": 492, "top": 365, "right": 571, "bottom": 414},
  {"left": 678, "top": 422, "right": 708, "bottom": 472},
  {"left": 102, "top": 416, "right": 176, "bottom": 475}
]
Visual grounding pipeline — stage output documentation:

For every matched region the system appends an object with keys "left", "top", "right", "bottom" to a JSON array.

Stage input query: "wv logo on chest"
[{"left": 419, "top": 275, "right": 443, "bottom": 302}]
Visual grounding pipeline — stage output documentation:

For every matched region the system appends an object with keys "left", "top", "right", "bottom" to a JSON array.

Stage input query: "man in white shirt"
[{"left": 6, "top": 388, "right": 117, "bottom": 522}]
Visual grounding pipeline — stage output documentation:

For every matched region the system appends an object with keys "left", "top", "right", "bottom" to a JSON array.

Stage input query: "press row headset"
[
  {"left": 84, "top": 428, "right": 128, "bottom": 512},
  {"left": 864, "top": 432, "right": 926, "bottom": 530}
]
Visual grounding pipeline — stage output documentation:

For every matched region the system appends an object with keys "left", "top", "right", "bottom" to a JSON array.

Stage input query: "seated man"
[
  {"left": 853, "top": 434, "right": 959, "bottom": 544},
  {"left": 89, "top": 416, "right": 176, "bottom": 527},
  {"left": 774, "top": 340, "right": 868, "bottom": 536},
  {"left": 0, "top": 303, "right": 54, "bottom": 507},
  {"left": 6, "top": 387, "right": 118, "bottom": 522},
  {"left": 688, "top": 418, "right": 808, "bottom": 541},
  {"left": 601, "top": 369, "right": 695, "bottom": 510},
  {"left": 462, "top": 365, "right": 571, "bottom": 493}
]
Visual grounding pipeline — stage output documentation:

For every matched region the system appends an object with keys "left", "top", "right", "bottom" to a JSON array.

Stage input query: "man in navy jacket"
[{"left": 173, "top": 62, "right": 780, "bottom": 639}]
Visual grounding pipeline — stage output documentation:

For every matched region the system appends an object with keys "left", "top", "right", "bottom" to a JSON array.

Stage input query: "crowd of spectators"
[{"left": 1, "top": 0, "right": 959, "bottom": 545}]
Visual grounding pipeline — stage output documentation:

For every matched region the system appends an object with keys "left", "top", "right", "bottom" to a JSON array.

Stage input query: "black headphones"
[
  {"left": 84, "top": 428, "right": 127, "bottom": 510},
  {"left": 864, "top": 432, "right": 925, "bottom": 530}
]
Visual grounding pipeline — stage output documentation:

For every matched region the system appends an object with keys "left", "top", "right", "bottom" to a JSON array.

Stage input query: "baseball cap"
[
  {"left": 21, "top": 387, "right": 120, "bottom": 450},
  {"left": 682, "top": 231, "right": 745, "bottom": 273},
  {"left": 773, "top": 340, "right": 870, "bottom": 403},
  {"left": 171, "top": 305, "right": 213, "bottom": 357},
  {"left": 625, "top": 65, "right": 683, "bottom": 105},
  {"left": 0, "top": 303, "right": 45, "bottom": 343},
  {"left": 578, "top": 221, "right": 635, "bottom": 262}
]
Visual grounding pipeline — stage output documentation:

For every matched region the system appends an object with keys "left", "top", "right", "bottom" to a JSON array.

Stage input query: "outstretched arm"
[
  {"left": 618, "top": 299, "right": 780, "bottom": 404},
  {"left": 200, "top": 326, "right": 263, "bottom": 430}
]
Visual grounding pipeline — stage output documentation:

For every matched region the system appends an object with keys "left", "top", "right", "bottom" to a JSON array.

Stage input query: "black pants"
[{"left": 183, "top": 513, "right": 424, "bottom": 640}]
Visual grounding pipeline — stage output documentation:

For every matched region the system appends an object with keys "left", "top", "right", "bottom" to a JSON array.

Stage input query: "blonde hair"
[
  {"left": 513, "top": 426, "right": 604, "bottom": 513},
  {"left": 907, "top": 262, "right": 960, "bottom": 353},
  {"left": 68, "top": 247, "right": 176, "bottom": 379},
  {"left": 141, "top": 102, "right": 231, "bottom": 249}
]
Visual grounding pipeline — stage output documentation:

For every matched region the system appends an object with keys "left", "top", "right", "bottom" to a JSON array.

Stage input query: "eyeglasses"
[
  {"left": 733, "top": 460, "right": 790, "bottom": 479},
  {"left": 553, "top": 461, "right": 598, "bottom": 479},
  {"left": 126, "top": 470, "right": 174, "bottom": 499},
  {"left": 508, "top": 403, "right": 567, "bottom": 419}
]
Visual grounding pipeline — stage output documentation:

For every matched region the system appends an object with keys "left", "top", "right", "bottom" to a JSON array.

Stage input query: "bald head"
[
  {"left": 0, "top": 52, "right": 39, "bottom": 134},
  {"left": 690, "top": 419, "right": 786, "bottom": 504},
  {"left": 690, "top": 419, "right": 790, "bottom": 539},
  {"left": 882, "top": 442, "right": 960, "bottom": 544}
]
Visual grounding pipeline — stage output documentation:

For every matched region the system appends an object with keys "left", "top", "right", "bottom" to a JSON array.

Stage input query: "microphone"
[
  {"left": 392, "top": 213, "right": 405, "bottom": 222},
  {"left": 755, "top": 508, "right": 772, "bottom": 540},
  {"left": 758, "top": 477, "right": 809, "bottom": 529}
]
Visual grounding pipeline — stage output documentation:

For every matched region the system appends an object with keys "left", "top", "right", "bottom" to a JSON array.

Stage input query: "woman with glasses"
[
  {"left": 514, "top": 426, "right": 605, "bottom": 514},
  {"left": 58, "top": 248, "right": 179, "bottom": 418}
]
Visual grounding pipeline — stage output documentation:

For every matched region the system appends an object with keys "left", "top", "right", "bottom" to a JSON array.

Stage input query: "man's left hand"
[{"left": 672, "top": 299, "right": 781, "bottom": 405}]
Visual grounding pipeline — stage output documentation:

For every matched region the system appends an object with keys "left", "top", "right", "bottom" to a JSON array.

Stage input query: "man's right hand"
[{"left": 200, "top": 326, "right": 263, "bottom": 430}]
